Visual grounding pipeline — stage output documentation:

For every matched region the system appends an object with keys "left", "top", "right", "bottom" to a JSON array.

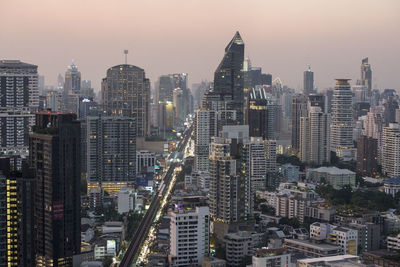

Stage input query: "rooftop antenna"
[{"left": 124, "top": 50, "right": 128, "bottom": 64}]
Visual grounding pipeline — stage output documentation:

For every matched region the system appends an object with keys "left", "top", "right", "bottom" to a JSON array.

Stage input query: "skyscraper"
[
  {"left": 361, "top": 57, "right": 372, "bottom": 92},
  {"left": 300, "top": 106, "right": 330, "bottom": 165},
  {"left": 330, "top": 79, "right": 355, "bottom": 160},
  {"left": 86, "top": 115, "right": 136, "bottom": 196},
  {"left": 357, "top": 135, "right": 378, "bottom": 176},
  {"left": 381, "top": 123, "right": 400, "bottom": 178},
  {"left": 63, "top": 62, "right": 81, "bottom": 113},
  {"left": 102, "top": 64, "right": 150, "bottom": 137},
  {"left": 213, "top": 31, "right": 245, "bottom": 124},
  {"left": 194, "top": 109, "right": 217, "bottom": 171},
  {"left": 291, "top": 94, "right": 308, "bottom": 152},
  {"left": 303, "top": 66, "right": 314, "bottom": 95},
  {"left": 29, "top": 113, "right": 81, "bottom": 267},
  {"left": 0, "top": 60, "right": 38, "bottom": 157}
]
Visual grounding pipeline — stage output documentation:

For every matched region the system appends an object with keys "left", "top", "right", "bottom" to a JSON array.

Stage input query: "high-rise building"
[
  {"left": 213, "top": 31, "right": 245, "bottom": 124},
  {"left": 300, "top": 106, "right": 330, "bottom": 165},
  {"left": 308, "top": 94, "right": 325, "bottom": 112},
  {"left": 303, "top": 66, "right": 314, "bottom": 95},
  {"left": 330, "top": 79, "right": 355, "bottom": 160},
  {"left": 169, "top": 206, "right": 209, "bottom": 266},
  {"left": 194, "top": 109, "right": 217, "bottom": 171},
  {"left": 0, "top": 60, "right": 38, "bottom": 157},
  {"left": 361, "top": 58, "right": 372, "bottom": 92},
  {"left": 291, "top": 94, "right": 308, "bottom": 151},
  {"left": 209, "top": 125, "right": 252, "bottom": 223},
  {"left": 102, "top": 64, "right": 150, "bottom": 137},
  {"left": 86, "top": 115, "right": 136, "bottom": 196},
  {"left": 356, "top": 136, "right": 378, "bottom": 176},
  {"left": 0, "top": 159, "right": 35, "bottom": 267},
  {"left": 247, "top": 87, "right": 281, "bottom": 139},
  {"left": 173, "top": 87, "right": 185, "bottom": 127},
  {"left": 29, "top": 113, "right": 81, "bottom": 267},
  {"left": 381, "top": 123, "right": 400, "bottom": 178}
]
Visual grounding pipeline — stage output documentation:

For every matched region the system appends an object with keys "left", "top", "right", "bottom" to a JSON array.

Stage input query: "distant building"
[
  {"left": 303, "top": 66, "right": 314, "bottom": 95},
  {"left": 300, "top": 106, "right": 330, "bottom": 165},
  {"left": 306, "top": 167, "right": 356, "bottom": 189},
  {"left": 330, "top": 79, "right": 355, "bottom": 160},
  {"left": 297, "top": 255, "right": 360, "bottom": 267},
  {"left": 291, "top": 94, "right": 308, "bottom": 151},
  {"left": 361, "top": 57, "right": 372, "bottom": 92},
  {"left": 277, "top": 164, "right": 299, "bottom": 182},
  {"left": 101, "top": 64, "right": 150, "bottom": 137},
  {"left": 356, "top": 136, "right": 378, "bottom": 176},
  {"left": 0, "top": 60, "right": 38, "bottom": 157},
  {"left": 201, "top": 255, "right": 226, "bottom": 267},
  {"left": 284, "top": 238, "right": 341, "bottom": 258},
  {"left": 381, "top": 123, "right": 400, "bottom": 178}
]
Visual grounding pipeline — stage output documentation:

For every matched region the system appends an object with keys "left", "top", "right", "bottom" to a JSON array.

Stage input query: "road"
[{"left": 119, "top": 126, "right": 192, "bottom": 267}]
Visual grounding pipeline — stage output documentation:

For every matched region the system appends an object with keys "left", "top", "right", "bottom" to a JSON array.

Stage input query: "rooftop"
[
  {"left": 298, "top": 254, "right": 359, "bottom": 263},
  {"left": 310, "top": 166, "right": 355, "bottom": 175},
  {"left": 384, "top": 177, "right": 400, "bottom": 184}
]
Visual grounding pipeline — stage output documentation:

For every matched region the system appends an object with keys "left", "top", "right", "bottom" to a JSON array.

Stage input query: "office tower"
[
  {"left": 247, "top": 87, "right": 281, "bottom": 139},
  {"left": 46, "top": 90, "right": 62, "bottom": 112},
  {"left": 361, "top": 58, "right": 372, "bottom": 92},
  {"left": 64, "top": 61, "right": 81, "bottom": 94},
  {"left": 57, "top": 74, "right": 64, "bottom": 89},
  {"left": 194, "top": 109, "right": 217, "bottom": 171},
  {"left": 357, "top": 136, "right": 378, "bottom": 176},
  {"left": 300, "top": 106, "right": 330, "bottom": 165},
  {"left": 303, "top": 66, "right": 314, "bottom": 95},
  {"left": 169, "top": 206, "right": 209, "bottom": 266},
  {"left": 80, "top": 80, "right": 95, "bottom": 99},
  {"left": 291, "top": 94, "right": 308, "bottom": 151},
  {"left": 209, "top": 125, "right": 251, "bottom": 223},
  {"left": 352, "top": 85, "right": 369, "bottom": 103},
  {"left": 381, "top": 123, "right": 400, "bottom": 178},
  {"left": 213, "top": 31, "right": 245, "bottom": 124},
  {"left": 86, "top": 115, "right": 136, "bottom": 196},
  {"left": 243, "top": 58, "right": 253, "bottom": 92},
  {"left": 243, "top": 137, "right": 268, "bottom": 194},
  {"left": 102, "top": 64, "right": 150, "bottom": 137},
  {"left": 29, "top": 113, "right": 81, "bottom": 267},
  {"left": 0, "top": 60, "right": 38, "bottom": 157},
  {"left": 281, "top": 91, "right": 293, "bottom": 118},
  {"left": 38, "top": 75, "right": 45, "bottom": 95},
  {"left": 364, "top": 106, "right": 384, "bottom": 144},
  {"left": 330, "top": 79, "right": 355, "bottom": 160},
  {"left": 158, "top": 101, "right": 174, "bottom": 137}
]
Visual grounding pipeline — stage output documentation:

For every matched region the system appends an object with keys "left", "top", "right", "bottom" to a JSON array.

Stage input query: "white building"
[
  {"left": 330, "top": 79, "right": 355, "bottom": 160},
  {"left": 194, "top": 109, "right": 217, "bottom": 171},
  {"left": 252, "top": 248, "right": 294, "bottom": 267},
  {"left": 300, "top": 106, "right": 330, "bottom": 165},
  {"left": 387, "top": 234, "right": 400, "bottom": 251},
  {"left": 384, "top": 178, "right": 400, "bottom": 197},
  {"left": 117, "top": 188, "right": 137, "bottom": 214},
  {"left": 297, "top": 255, "right": 360, "bottom": 267},
  {"left": 169, "top": 206, "right": 209, "bottom": 266},
  {"left": 382, "top": 123, "right": 400, "bottom": 178},
  {"left": 306, "top": 166, "right": 356, "bottom": 189},
  {"left": 310, "top": 222, "right": 358, "bottom": 255}
]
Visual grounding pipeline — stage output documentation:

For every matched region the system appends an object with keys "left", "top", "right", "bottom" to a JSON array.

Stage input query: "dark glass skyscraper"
[
  {"left": 30, "top": 113, "right": 81, "bottom": 267},
  {"left": 213, "top": 31, "right": 245, "bottom": 124}
]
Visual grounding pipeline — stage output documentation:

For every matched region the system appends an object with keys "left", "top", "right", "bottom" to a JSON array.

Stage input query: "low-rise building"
[
  {"left": 224, "top": 231, "right": 254, "bottom": 267},
  {"left": 384, "top": 177, "right": 400, "bottom": 197},
  {"left": 251, "top": 248, "right": 294, "bottom": 267},
  {"left": 387, "top": 233, "right": 400, "bottom": 251},
  {"left": 297, "top": 255, "right": 360, "bottom": 267},
  {"left": 283, "top": 238, "right": 341, "bottom": 258},
  {"left": 201, "top": 255, "right": 226, "bottom": 267},
  {"left": 117, "top": 187, "right": 137, "bottom": 214},
  {"left": 306, "top": 167, "right": 356, "bottom": 189},
  {"left": 277, "top": 164, "right": 300, "bottom": 182}
]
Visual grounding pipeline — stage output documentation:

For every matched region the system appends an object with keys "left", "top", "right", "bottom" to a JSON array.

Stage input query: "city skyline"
[{"left": 1, "top": 0, "right": 400, "bottom": 91}]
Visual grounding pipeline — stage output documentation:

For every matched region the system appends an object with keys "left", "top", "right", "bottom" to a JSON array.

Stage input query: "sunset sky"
[{"left": 1, "top": 0, "right": 399, "bottom": 91}]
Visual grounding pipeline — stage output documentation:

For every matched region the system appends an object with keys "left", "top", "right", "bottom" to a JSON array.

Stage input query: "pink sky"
[{"left": 1, "top": 0, "right": 399, "bottom": 91}]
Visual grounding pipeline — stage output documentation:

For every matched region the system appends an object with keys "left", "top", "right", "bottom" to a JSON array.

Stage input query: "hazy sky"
[{"left": 1, "top": 0, "right": 399, "bottom": 92}]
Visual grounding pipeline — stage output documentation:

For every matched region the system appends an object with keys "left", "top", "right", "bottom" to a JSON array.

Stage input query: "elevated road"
[{"left": 119, "top": 126, "right": 192, "bottom": 267}]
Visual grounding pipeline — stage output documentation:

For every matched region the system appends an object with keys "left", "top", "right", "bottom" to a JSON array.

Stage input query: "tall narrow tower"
[
  {"left": 303, "top": 66, "right": 314, "bottom": 95},
  {"left": 361, "top": 57, "right": 372, "bottom": 92}
]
